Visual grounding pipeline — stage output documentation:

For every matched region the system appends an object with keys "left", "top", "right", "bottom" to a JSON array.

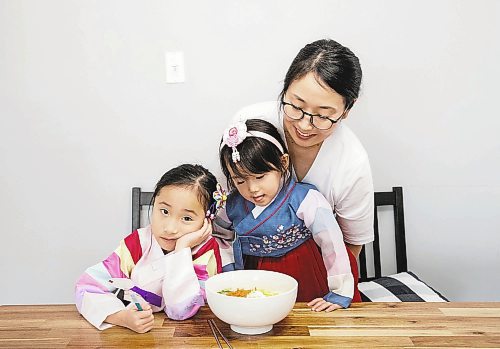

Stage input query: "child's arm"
[
  {"left": 213, "top": 213, "right": 236, "bottom": 271},
  {"left": 161, "top": 219, "right": 221, "bottom": 320},
  {"left": 296, "top": 189, "right": 355, "bottom": 309},
  {"left": 74, "top": 230, "right": 146, "bottom": 330},
  {"left": 217, "top": 237, "right": 236, "bottom": 272}
]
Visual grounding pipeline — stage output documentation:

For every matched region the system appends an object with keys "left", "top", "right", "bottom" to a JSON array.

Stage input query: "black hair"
[
  {"left": 219, "top": 119, "right": 292, "bottom": 191},
  {"left": 278, "top": 39, "right": 362, "bottom": 111},
  {"left": 150, "top": 164, "right": 217, "bottom": 212}
]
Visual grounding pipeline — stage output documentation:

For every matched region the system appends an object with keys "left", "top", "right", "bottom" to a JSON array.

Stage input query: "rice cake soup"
[{"left": 218, "top": 287, "right": 278, "bottom": 298}]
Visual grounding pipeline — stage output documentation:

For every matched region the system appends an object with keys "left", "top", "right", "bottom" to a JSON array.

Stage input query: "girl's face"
[
  {"left": 282, "top": 72, "right": 348, "bottom": 148},
  {"left": 228, "top": 165, "right": 284, "bottom": 207},
  {"left": 151, "top": 185, "right": 206, "bottom": 252}
]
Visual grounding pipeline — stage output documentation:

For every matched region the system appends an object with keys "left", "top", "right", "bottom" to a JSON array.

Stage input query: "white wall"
[{"left": 1, "top": 0, "right": 499, "bottom": 304}]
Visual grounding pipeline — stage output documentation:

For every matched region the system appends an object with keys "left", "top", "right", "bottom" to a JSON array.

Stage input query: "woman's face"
[{"left": 282, "top": 72, "right": 347, "bottom": 148}]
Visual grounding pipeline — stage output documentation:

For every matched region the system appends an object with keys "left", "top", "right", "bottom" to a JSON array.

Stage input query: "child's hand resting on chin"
[{"left": 174, "top": 218, "right": 212, "bottom": 252}]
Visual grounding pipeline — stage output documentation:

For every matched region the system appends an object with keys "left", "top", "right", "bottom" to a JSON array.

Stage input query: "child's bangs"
[{"left": 230, "top": 141, "right": 282, "bottom": 178}]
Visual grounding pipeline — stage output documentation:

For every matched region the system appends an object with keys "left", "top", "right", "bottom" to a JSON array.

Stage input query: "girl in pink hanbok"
[{"left": 75, "top": 164, "right": 226, "bottom": 332}]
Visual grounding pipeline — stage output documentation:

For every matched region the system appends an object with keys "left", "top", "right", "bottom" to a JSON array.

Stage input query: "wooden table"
[{"left": 1, "top": 302, "right": 500, "bottom": 348}]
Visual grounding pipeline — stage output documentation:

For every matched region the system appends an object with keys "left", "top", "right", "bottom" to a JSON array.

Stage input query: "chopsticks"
[{"left": 207, "top": 319, "right": 233, "bottom": 349}]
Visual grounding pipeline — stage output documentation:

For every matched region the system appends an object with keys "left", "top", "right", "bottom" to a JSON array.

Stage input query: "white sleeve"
[
  {"left": 335, "top": 156, "right": 374, "bottom": 245},
  {"left": 79, "top": 293, "right": 127, "bottom": 330},
  {"left": 162, "top": 248, "right": 204, "bottom": 320}
]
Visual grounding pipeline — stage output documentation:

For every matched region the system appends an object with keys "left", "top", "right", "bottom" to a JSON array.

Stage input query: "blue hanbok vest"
[{"left": 226, "top": 179, "right": 316, "bottom": 270}]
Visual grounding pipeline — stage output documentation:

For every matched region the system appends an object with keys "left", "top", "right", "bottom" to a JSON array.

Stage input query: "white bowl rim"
[{"left": 206, "top": 270, "right": 298, "bottom": 299}]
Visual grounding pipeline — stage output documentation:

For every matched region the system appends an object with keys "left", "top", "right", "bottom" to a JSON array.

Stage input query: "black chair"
[
  {"left": 357, "top": 187, "right": 447, "bottom": 302},
  {"left": 359, "top": 187, "right": 407, "bottom": 282},
  {"left": 131, "top": 187, "right": 154, "bottom": 232}
]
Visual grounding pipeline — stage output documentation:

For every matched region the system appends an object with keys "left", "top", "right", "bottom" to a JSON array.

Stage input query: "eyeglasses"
[{"left": 281, "top": 101, "right": 345, "bottom": 130}]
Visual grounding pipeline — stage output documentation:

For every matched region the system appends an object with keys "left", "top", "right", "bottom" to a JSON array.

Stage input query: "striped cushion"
[{"left": 358, "top": 271, "right": 448, "bottom": 302}]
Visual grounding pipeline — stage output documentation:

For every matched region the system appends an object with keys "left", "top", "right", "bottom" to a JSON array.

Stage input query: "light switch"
[{"left": 165, "top": 51, "right": 185, "bottom": 83}]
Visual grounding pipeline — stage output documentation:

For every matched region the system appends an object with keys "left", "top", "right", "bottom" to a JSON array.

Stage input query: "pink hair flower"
[{"left": 222, "top": 122, "right": 248, "bottom": 163}]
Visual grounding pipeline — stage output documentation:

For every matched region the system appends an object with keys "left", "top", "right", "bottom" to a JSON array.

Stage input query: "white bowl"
[{"left": 205, "top": 270, "right": 298, "bottom": 335}]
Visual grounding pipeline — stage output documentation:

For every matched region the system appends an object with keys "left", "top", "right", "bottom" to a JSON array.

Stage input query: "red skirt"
[{"left": 244, "top": 239, "right": 361, "bottom": 303}]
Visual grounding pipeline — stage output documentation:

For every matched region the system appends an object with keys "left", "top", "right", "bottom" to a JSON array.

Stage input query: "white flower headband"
[{"left": 221, "top": 121, "right": 284, "bottom": 163}]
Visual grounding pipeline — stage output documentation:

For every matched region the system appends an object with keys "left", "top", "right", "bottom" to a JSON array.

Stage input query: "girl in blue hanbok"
[{"left": 219, "top": 119, "right": 356, "bottom": 312}]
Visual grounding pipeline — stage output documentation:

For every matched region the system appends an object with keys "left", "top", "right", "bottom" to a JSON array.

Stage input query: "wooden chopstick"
[{"left": 207, "top": 319, "right": 233, "bottom": 349}]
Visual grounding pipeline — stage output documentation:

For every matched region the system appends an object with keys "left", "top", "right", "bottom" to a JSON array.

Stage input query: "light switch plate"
[{"left": 165, "top": 51, "right": 185, "bottom": 83}]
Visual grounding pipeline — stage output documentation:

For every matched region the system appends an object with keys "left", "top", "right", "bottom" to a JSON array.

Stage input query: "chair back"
[
  {"left": 131, "top": 187, "right": 154, "bottom": 232},
  {"left": 358, "top": 187, "right": 408, "bottom": 282}
]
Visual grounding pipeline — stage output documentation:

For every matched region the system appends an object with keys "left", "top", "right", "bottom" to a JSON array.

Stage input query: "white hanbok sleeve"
[
  {"left": 296, "top": 189, "right": 354, "bottom": 308},
  {"left": 78, "top": 292, "right": 127, "bottom": 330},
  {"left": 162, "top": 248, "right": 205, "bottom": 320}
]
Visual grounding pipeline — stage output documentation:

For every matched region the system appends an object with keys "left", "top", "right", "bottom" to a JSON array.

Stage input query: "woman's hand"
[
  {"left": 307, "top": 298, "right": 343, "bottom": 312},
  {"left": 105, "top": 303, "right": 155, "bottom": 333},
  {"left": 174, "top": 218, "right": 212, "bottom": 252}
]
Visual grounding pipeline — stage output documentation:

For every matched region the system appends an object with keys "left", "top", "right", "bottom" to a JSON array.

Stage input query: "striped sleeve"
[
  {"left": 296, "top": 189, "right": 354, "bottom": 308},
  {"left": 74, "top": 230, "right": 143, "bottom": 329}
]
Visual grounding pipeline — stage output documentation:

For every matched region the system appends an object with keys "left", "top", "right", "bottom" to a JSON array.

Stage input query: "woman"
[{"left": 228, "top": 39, "right": 374, "bottom": 302}]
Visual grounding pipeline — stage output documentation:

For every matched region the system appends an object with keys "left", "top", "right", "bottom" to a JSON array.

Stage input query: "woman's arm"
[
  {"left": 345, "top": 243, "right": 363, "bottom": 259},
  {"left": 335, "top": 156, "right": 374, "bottom": 247}
]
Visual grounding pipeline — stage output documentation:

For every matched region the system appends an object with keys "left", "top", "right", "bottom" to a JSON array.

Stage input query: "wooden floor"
[{"left": 1, "top": 302, "right": 500, "bottom": 348}]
